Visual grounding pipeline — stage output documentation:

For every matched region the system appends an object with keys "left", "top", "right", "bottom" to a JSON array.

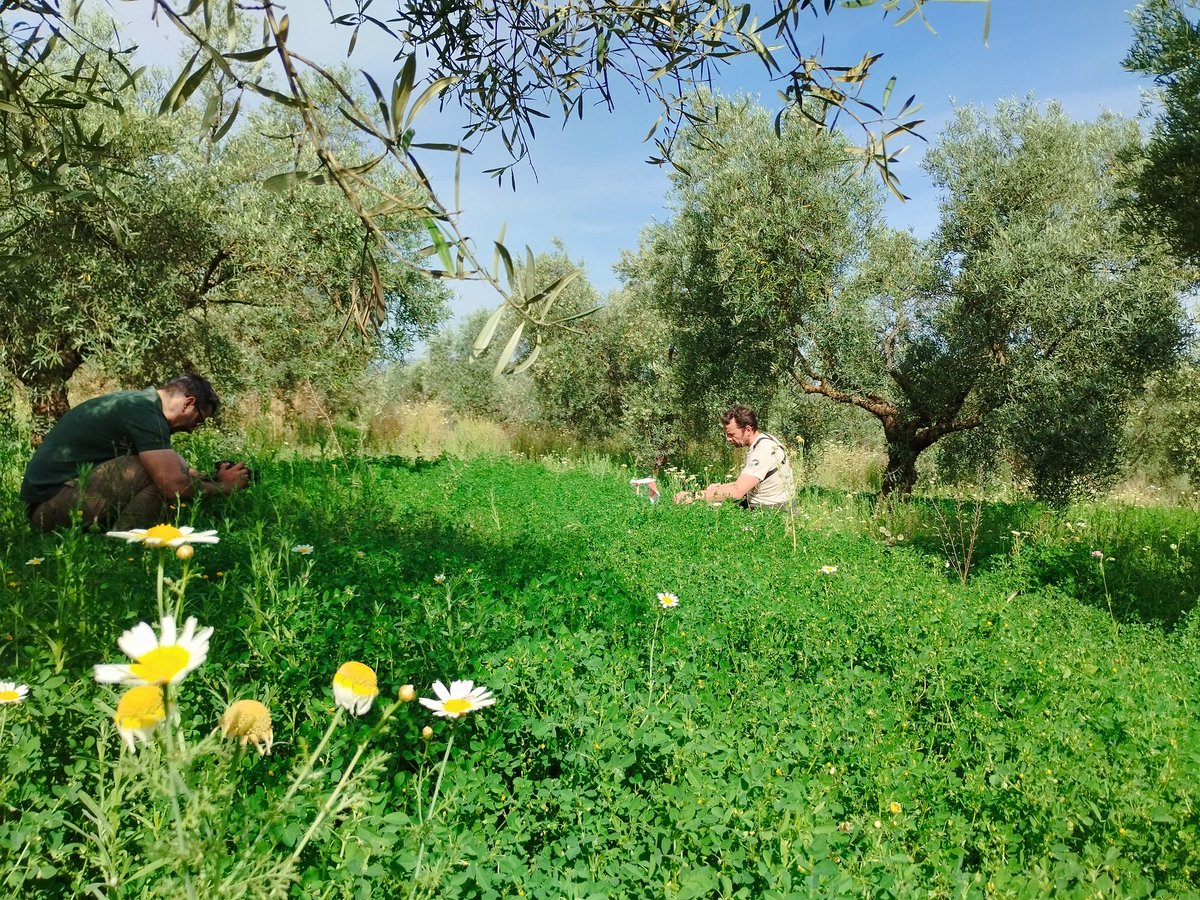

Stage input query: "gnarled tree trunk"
[{"left": 881, "top": 437, "right": 920, "bottom": 498}]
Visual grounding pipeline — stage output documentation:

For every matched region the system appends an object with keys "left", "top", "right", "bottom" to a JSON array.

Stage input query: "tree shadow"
[{"left": 900, "top": 495, "right": 1200, "bottom": 629}]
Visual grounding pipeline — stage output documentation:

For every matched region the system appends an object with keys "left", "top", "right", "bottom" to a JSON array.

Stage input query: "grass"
[{"left": 2, "top": 446, "right": 1200, "bottom": 897}]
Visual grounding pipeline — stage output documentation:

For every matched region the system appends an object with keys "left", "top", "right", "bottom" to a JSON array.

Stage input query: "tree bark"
[{"left": 881, "top": 437, "right": 920, "bottom": 498}]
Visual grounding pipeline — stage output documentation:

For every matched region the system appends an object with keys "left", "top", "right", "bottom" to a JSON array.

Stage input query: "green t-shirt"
[{"left": 20, "top": 388, "right": 172, "bottom": 504}]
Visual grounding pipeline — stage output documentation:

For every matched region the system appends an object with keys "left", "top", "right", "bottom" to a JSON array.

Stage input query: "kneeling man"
[
  {"left": 21, "top": 374, "right": 250, "bottom": 532},
  {"left": 674, "top": 404, "right": 795, "bottom": 509}
]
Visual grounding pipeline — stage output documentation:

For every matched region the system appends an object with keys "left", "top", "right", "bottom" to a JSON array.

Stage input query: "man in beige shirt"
[{"left": 674, "top": 404, "right": 795, "bottom": 509}]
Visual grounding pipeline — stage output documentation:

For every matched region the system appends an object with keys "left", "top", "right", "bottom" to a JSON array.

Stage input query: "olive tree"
[
  {"left": 2, "top": 0, "right": 986, "bottom": 354},
  {"left": 1124, "top": 0, "right": 1200, "bottom": 263},
  {"left": 0, "top": 35, "right": 447, "bottom": 437},
  {"left": 622, "top": 93, "right": 880, "bottom": 433},
  {"left": 629, "top": 95, "right": 1188, "bottom": 498}
]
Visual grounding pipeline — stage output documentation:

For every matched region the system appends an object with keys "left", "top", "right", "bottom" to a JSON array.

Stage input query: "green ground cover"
[{"left": 2, "top": 452, "right": 1200, "bottom": 897}]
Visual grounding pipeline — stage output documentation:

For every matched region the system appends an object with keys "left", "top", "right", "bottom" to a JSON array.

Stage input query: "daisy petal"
[
  {"left": 118, "top": 622, "right": 158, "bottom": 660},
  {"left": 94, "top": 664, "right": 133, "bottom": 684},
  {"left": 159, "top": 616, "right": 178, "bottom": 647}
]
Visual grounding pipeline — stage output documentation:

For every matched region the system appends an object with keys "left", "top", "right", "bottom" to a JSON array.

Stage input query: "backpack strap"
[{"left": 750, "top": 434, "right": 784, "bottom": 482}]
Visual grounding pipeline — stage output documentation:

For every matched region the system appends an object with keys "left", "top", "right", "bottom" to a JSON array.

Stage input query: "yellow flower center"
[
  {"left": 143, "top": 524, "right": 184, "bottom": 545},
  {"left": 221, "top": 700, "right": 271, "bottom": 738},
  {"left": 130, "top": 645, "right": 190, "bottom": 684},
  {"left": 115, "top": 685, "right": 165, "bottom": 729},
  {"left": 443, "top": 698, "right": 472, "bottom": 715},
  {"left": 0, "top": 689, "right": 19, "bottom": 702},
  {"left": 334, "top": 661, "right": 377, "bottom": 696}
]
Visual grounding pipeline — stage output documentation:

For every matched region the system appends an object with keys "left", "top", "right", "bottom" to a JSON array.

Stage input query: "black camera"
[{"left": 214, "top": 460, "right": 256, "bottom": 485}]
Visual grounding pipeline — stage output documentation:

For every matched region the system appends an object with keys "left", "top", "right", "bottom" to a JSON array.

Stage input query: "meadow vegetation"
[{"left": 2, "top": 425, "right": 1200, "bottom": 897}]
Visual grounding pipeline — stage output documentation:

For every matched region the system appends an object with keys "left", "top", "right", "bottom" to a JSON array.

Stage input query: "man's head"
[
  {"left": 161, "top": 374, "right": 220, "bottom": 433},
  {"left": 720, "top": 404, "right": 758, "bottom": 448}
]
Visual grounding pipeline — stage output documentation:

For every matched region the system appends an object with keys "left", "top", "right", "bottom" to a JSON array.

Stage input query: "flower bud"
[
  {"left": 399, "top": 684, "right": 416, "bottom": 703},
  {"left": 176, "top": 544, "right": 194, "bottom": 561},
  {"left": 421, "top": 725, "right": 433, "bottom": 740}
]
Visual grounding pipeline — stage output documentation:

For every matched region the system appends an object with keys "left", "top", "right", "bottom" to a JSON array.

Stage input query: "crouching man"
[
  {"left": 673, "top": 404, "right": 795, "bottom": 509},
  {"left": 21, "top": 374, "right": 250, "bottom": 532}
]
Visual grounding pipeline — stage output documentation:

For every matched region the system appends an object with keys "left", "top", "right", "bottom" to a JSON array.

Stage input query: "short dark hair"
[
  {"left": 163, "top": 374, "right": 220, "bottom": 421},
  {"left": 721, "top": 404, "right": 757, "bottom": 430}
]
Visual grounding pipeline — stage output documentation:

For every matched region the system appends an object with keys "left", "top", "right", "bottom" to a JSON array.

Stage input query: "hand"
[{"left": 216, "top": 461, "right": 251, "bottom": 493}]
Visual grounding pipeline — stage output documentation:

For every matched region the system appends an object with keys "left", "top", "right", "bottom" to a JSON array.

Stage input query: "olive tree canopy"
[
  {"left": 1, "top": 0, "right": 988, "bottom": 365},
  {"left": 628, "top": 95, "right": 1188, "bottom": 499}
]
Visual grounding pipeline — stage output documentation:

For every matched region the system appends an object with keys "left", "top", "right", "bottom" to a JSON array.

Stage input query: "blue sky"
[
  {"left": 412, "top": 0, "right": 1153, "bottom": 321},
  {"left": 116, "top": 1, "right": 1152, "bottom": 324}
]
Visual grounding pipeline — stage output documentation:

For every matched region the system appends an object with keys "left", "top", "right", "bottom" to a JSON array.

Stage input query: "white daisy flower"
[
  {"left": 105, "top": 524, "right": 219, "bottom": 548},
  {"left": 332, "top": 661, "right": 378, "bottom": 715},
  {"left": 291, "top": 544, "right": 314, "bottom": 555},
  {"left": 220, "top": 699, "right": 274, "bottom": 756},
  {"left": 25, "top": 558, "right": 43, "bottom": 566},
  {"left": 819, "top": 565, "right": 838, "bottom": 575},
  {"left": 434, "top": 573, "right": 447, "bottom": 584},
  {"left": 419, "top": 680, "right": 496, "bottom": 718},
  {"left": 656, "top": 591, "right": 680, "bottom": 609},
  {"left": 93, "top": 615, "right": 213, "bottom": 686},
  {"left": 0, "top": 681, "right": 29, "bottom": 704},
  {"left": 114, "top": 684, "right": 166, "bottom": 751}
]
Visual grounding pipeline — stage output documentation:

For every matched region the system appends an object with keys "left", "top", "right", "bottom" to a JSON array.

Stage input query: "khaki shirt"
[{"left": 741, "top": 434, "right": 795, "bottom": 508}]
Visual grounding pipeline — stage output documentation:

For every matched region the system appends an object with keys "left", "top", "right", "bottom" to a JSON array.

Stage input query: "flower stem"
[
  {"left": 409, "top": 731, "right": 456, "bottom": 898},
  {"left": 647, "top": 615, "right": 662, "bottom": 707},
  {"left": 290, "top": 696, "right": 404, "bottom": 863},
  {"left": 173, "top": 559, "right": 191, "bottom": 621},
  {"left": 1099, "top": 558, "right": 1120, "bottom": 640},
  {"left": 221, "top": 706, "right": 346, "bottom": 894},
  {"left": 160, "top": 689, "right": 191, "bottom": 889},
  {"left": 280, "top": 706, "right": 344, "bottom": 808},
  {"left": 155, "top": 555, "right": 166, "bottom": 622}
]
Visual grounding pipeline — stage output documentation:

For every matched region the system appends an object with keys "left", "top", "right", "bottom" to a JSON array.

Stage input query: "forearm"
[
  {"left": 703, "top": 482, "right": 742, "bottom": 501},
  {"left": 183, "top": 467, "right": 231, "bottom": 499},
  {"left": 704, "top": 473, "right": 760, "bottom": 502}
]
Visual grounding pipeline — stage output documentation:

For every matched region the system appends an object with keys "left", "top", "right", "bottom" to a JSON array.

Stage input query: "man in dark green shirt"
[{"left": 21, "top": 374, "right": 250, "bottom": 532}]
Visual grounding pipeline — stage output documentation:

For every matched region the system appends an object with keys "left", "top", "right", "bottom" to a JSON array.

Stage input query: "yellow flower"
[
  {"left": 220, "top": 699, "right": 274, "bottom": 755},
  {"left": 332, "top": 661, "right": 378, "bottom": 715},
  {"left": 419, "top": 680, "right": 496, "bottom": 718},
  {"left": 656, "top": 591, "right": 680, "bottom": 609},
  {"left": 94, "top": 615, "right": 212, "bottom": 686},
  {"left": 106, "top": 524, "right": 219, "bottom": 548},
  {"left": 889, "top": 801, "right": 902, "bottom": 815},
  {"left": 115, "top": 684, "right": 166, "bottom": 751},
  {"left": 0, "top": 681, "right": 29, "bottom": 704}
]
